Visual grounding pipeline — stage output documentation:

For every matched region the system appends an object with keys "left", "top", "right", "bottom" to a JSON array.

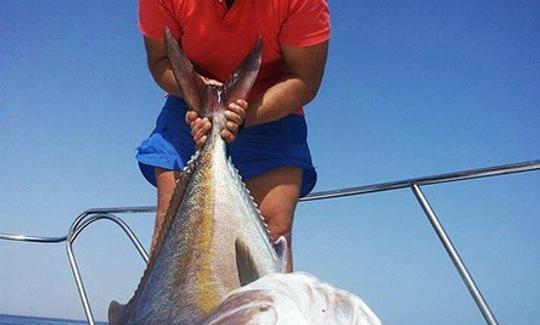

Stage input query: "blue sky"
[{"left": 1, "top": 0, "right": 539, "bottom": 324}]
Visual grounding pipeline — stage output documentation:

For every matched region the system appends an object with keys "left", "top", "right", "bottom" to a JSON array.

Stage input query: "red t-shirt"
[{"left": 139, "top": 0, "right": 330, "bottom": 113}]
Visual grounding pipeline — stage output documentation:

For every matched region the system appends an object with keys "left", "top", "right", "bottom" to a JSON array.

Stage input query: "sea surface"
[{"left": 0, "top": 314, "right": 107, "bottom": 325}]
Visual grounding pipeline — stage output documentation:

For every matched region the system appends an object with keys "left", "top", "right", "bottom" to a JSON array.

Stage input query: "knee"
[
  {"left": 264, "top": 211, "right": 293, "bottom": 241},
  {"left": 156, "top": 197, "right": 171, "bottom": 221}
]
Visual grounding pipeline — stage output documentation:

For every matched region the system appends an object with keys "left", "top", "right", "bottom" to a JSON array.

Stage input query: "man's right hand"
[{"left": 185, "top": 111, "right": 211, "bottom": 150}]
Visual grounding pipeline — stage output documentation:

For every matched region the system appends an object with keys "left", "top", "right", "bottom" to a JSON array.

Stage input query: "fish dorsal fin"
[
  {"left": 225, "top": 157, "right": 274, "bottom": 246},
  {"left": 164, "top": 27, "right": 206, "bottom": 115},
  {"left": 235, "top": 238, "right": 261, "bottom": 286},
  {"left": 108, "top": 300, "right": 129, "bottom": 325},
  {"left": 108, "top": 151, "right": 201, "bottom": 322},
  {"left": 223, "top": 37, "right": 262, "bottom": 106},
  {"left": 148, "top": 149, "right": 200, "bottom": 263},
  {"left": 273, "top": 236, "right": 288, "bottom": 272}
]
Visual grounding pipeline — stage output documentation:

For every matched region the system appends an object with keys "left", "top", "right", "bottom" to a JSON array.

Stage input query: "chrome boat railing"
[{"left": 2, "top": 158, "right": 539, "bottom": 324}]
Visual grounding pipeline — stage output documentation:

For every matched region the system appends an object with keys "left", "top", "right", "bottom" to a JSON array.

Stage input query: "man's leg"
[
  {"left": 152, "top": 167, "right": 180, "bottom": 252},
  {"left": 245, "top": 166, "right": 303, "bottom": 272}
]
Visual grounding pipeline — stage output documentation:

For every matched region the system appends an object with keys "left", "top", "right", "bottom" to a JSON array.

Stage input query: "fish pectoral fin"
[
  {"left": 273, "top": 236, "right": 288, "bottom": 272},
  {"left": 108, "top": 300, "right": 130, "bottom": 325},
  {"left": 235, "top": 238, "right": 261, "bottom": 286}
]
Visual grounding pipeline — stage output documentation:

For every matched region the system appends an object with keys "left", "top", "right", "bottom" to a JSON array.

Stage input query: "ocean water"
[{"left": 0, "top": 314, "right": 107, "bottom": 325}]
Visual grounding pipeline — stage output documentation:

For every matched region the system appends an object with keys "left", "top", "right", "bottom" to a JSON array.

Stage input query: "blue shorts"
[{"left": 135, "top": 96, "right": 317, "bottom": 197}]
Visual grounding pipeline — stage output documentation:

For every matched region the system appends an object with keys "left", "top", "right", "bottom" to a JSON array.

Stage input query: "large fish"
[{"left": 108, "top": 28, "right": 286, "bottom": 325}]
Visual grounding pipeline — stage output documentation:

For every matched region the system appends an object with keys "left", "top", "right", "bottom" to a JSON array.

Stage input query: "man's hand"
[
  {"left": 221, "top": 99, "right": 248, "bottom": 143},
  {"left": 185, "top": 111, "right": 211, "bottom": 149},
  {"left": 185, "top": 99, "right": 248, "bottom": 149}
]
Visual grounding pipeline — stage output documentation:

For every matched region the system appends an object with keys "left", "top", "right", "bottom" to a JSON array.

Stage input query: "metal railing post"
[
  {"left": 410, "top": 183, "right": 498, "bottom": 325},
  {"left": 66, "top": 213, "right": 150, "bottom": 325}
]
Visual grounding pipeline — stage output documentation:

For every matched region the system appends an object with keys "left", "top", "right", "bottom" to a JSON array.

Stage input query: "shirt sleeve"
[
  {"left": 138, "top": 0, "right": 182, "bottom": 40},
  {"left": 278, "top": 0, "right": 330, "bottom": 47}
]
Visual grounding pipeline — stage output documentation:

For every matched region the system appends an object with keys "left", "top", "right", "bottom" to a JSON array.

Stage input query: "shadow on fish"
[{"left": 108, "top": 27, "right": 287, "bottom": 324}]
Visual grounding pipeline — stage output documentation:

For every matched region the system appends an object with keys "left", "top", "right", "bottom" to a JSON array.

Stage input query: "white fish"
[{"left": 203, "top": 272, "right": 382, "bottom": 325}]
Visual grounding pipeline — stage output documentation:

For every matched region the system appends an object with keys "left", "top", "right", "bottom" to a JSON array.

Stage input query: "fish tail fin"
[
  {"left": 235, "top": 238, "right": 261, "bottom": 286},
  {"left": 164, "top": 27, "right": 206, "bottom": 115},
  {"left": 223, "top": 37, "right": 262, "bottom": 105},
  {"left": 273, "top": 236, "right": 289, "bottom": 272},
  {"left": 108, "top": 300, "right": 130, "bottom": 325},
  {"left": 164, "top": 28, "right": 262, "bottom": 115}
]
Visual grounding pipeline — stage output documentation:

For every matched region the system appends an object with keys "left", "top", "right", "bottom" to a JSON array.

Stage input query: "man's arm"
[
  {"left": 144, "top": 36, "right": 184, "bottom": 97},
  {"left": 244, "top": 41, "right": 329, "bottom": 127}
]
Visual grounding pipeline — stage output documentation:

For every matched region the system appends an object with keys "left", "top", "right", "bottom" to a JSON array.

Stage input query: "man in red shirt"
[{"left": 136, "top": 0, "right": 330, "bottom": 271}]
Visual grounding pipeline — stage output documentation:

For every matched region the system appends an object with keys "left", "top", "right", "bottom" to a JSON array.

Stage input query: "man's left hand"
[{"left": 221, "top": 99, "right": 248, "bottom": 143}]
